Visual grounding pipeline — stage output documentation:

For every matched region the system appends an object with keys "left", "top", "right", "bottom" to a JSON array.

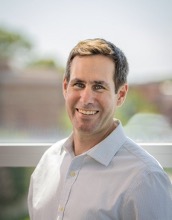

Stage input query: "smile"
[{"left": 76, "top": 108, "right": 98, "bottom": 115}]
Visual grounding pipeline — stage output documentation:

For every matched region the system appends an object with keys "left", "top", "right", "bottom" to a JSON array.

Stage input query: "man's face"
[{"left": 63, "top": 55, "right": 127, "bottom": 136}]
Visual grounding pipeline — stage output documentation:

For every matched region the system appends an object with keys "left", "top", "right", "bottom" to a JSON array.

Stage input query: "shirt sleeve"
[{"left": 121, "top": 171, "right": 172, "bottom": 220}]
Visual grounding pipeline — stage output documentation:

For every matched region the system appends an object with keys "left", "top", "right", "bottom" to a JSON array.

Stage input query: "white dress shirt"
[{"left": 28, "top": 121, "right": 172, "bottom": 220}]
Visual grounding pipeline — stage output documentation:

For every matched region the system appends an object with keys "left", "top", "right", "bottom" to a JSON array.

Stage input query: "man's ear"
[
  {"left": 116, "top": 83, "right": 128, "bottom": 107},
  {"left": 63, "top": 78, "right": 68, "bottom": 99}
]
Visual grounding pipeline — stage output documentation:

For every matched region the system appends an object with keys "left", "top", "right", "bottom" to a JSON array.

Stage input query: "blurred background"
[{"left": 0, "top": 0, "right": 172, "bottom": 219}]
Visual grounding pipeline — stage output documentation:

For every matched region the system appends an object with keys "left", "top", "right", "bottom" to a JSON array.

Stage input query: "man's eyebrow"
[
  {"left": 93, "top": 81, "right": 109, "bottom": 87},
  {"left": 94, "top": 80, "right": 105, "bottom": 84},
  {"left": 70, "top": 78, "right": 85, "bottom": 83}
]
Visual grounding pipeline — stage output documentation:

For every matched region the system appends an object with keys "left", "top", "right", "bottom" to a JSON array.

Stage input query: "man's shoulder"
[
  {"left": 122, "top": 137, "right": 163, "bottom": 172},
  {"left": 118, "top": 138, "right": 171, "bottom": 191},
  {"left": 32, "top": 138, "right": 67, "bottom": 179},
  {"left": 40, "top": 137, "right": 68, "bottom": 161},
  {"left": 33, "top": 137, "right": 68, "bottom": 173},
  {"left": 46, "top": 137, "right": 68, "bottom": 154}
]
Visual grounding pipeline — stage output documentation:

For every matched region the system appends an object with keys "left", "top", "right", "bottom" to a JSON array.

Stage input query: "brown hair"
[{"left": 64, "top": 38, "right": 129, "bottom": 93}]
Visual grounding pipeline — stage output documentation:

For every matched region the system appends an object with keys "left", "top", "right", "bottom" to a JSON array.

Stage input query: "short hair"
[{"left": 64, "top": 38, "right": 129, "bottom": 93}]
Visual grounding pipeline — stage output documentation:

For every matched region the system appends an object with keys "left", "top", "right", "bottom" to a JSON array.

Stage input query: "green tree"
[
  {"left": 28, "top": 58, "right": 64, "bottom": 73},
  {"left": 116, "top": 88, "right": 159, "bottom": 125},
  {"left": 0, "top": 27, "right": 32, "bottom": 60}
]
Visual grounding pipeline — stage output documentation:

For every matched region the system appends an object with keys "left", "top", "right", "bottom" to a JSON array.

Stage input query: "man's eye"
[
  {"left": 93, "top": 84, "right": 104, "bottom": 90},
  {"left": 74, "top": 83, "right": 85, "bottom": 88}
]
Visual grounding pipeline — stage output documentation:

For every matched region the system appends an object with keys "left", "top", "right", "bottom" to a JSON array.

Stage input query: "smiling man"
[
  {"left": 63, "top": 54, "right": 127, "bottom": 155},
  {"left": 28, "top": 38, "right": 172, "bottom": 220}
]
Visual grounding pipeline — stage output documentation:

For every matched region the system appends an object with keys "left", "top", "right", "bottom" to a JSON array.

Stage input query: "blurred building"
[
  {"left": 131, "top": 80, "right": 172, "bottom": 125},
  {"left": 124, "top": 80, "right": 172, "bottom": 142},
  {"left": 0, "top": 64, "right": 65, "bottom": 142}
]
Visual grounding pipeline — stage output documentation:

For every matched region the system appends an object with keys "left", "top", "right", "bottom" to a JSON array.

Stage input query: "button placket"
[{"left": 57, "top": 155, "right": 85, "bottom": 219}]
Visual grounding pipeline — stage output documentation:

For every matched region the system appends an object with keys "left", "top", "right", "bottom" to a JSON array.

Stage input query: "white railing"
[{"left": 0, "top": 143, "right": 172, "bottom": 167}]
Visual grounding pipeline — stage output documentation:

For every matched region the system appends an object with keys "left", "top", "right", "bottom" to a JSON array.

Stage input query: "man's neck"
[{"left": 73, "top": 121, "right": 118, "bottom": 156}]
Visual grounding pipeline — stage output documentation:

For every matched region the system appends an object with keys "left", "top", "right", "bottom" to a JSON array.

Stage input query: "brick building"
[
  {"left": 132, "top": 80, "right": 172, "bottom": 124},
  {"left": 0, "top": 65, "right": 66, "bottom": 142}
]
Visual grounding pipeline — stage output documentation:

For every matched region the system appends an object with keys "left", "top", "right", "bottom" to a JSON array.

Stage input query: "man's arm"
[{"left": 122, "top": 171, "right": 172, "bottom": 220}]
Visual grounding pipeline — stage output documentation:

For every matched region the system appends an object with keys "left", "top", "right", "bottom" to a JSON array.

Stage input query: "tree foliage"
[
  {"left": 0, "top": 26, "right": 64, "bottom": 72},
  {"left": 115, "top": 89, "right": 159, "bottom": 125},
  {"left": 28, "top": 58, "right": 64, "bottom": 72},
  {"left": 0, "top": 27, "right": 32, "bottom": 59}
]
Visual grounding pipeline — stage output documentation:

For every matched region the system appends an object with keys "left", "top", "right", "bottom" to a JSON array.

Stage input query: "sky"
[{"left": 0, "top": 0, "right": 172, "bottom": 83}]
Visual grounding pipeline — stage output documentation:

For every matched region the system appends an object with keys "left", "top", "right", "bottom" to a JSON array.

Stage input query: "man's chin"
[{"left": 75, "top": 125, "right": 96, "bottom": 134}]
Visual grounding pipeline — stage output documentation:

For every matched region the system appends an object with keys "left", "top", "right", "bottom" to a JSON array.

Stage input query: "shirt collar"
[
  {"left": 61, "top": 134, "right": 74, "bottom": 156},
  {"left": 86, "top": 121, "right": 127, "bottom": 166},
  {"left": 62, "top": 120, "right": 127, "bottom": 166}
]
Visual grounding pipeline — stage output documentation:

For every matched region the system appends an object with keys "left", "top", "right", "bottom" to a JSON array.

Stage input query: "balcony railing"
[{"left": 0, "top": 143, "right": 172, "bottom": 167}]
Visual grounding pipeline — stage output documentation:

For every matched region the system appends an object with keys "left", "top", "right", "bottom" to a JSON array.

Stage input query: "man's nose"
[{"left": 80, "top": 87, "right": 94, "bottom": 105}]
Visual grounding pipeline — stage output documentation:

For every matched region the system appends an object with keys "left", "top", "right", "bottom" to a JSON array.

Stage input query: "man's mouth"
[{"left": 76, "top": 108, "right": 98, "bottom": 115}]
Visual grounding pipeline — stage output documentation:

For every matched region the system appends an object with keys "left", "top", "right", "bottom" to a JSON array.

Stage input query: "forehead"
[{"left": 70, "top": 55, "right": 115, "bottom": 81}]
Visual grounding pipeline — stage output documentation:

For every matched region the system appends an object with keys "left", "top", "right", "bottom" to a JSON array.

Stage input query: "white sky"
[{"left": 0, "top": 0, "right": 172, "bottom": 83}]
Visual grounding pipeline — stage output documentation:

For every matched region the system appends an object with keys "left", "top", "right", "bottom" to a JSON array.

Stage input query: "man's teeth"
[{"left": 78, "top": 109, "right": 97, "bottom": 115}]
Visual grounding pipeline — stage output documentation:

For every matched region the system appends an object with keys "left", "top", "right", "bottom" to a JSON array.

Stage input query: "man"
[{"left": 28, "top": 38, "right": 172, "bottom": 220}]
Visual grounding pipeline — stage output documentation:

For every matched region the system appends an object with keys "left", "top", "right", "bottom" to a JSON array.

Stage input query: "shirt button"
[
  {"left": 70, "top": 171, "right": 76, "bottom": 177},
  {"left": 58, "top": 206, "right": 64, "bottom": 212}
]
